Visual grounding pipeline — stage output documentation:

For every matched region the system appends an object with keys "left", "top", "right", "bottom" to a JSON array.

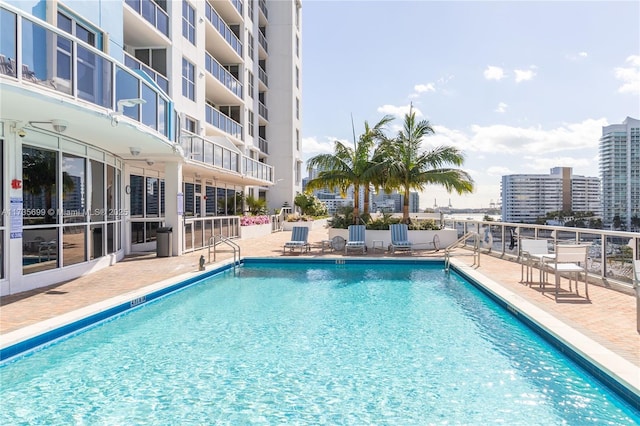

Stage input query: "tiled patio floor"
[{"left": 1, "top": 228, "right": 638, "bottom": 369}]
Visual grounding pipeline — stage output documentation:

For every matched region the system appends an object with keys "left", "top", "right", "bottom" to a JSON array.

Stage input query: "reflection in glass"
[
  {"left": 146, "top": 177, "right": 159, "bottom": 216},
  {"left": 0, "top": 8, "right": 17, "bottom": 77},
  {"left": 131, "top": 222, "right": 144, "bottom": 244},
  {"left": 107, "top": 223, "right": 115, "bottom": 253},
  {"left": 91, "top": 160, "right": 104, "bottom": 221},
  {"left": 22, "top": 227, "right": 58, "bottom": 274},
  {"left": 130, "top": 175, "right": 144, "bottom": 216},
  {"left": 106, "top": 165, "right": 116, "bottom": 220},
  {"left": 116, "top": 66, "right": 140, "bottom": 120},
  {"left": 142, "top": 84, "right": 157, "bottom": 129},
  {"left": 77, "top": 45, "right": 112, "bottom": 108},
  {"left": 90, "top": 224, "right": 103, "bottom": 259},
  {"left": 145, "top": 222, "right": 159, "bottom": 242},
  {"left": 23, "top": 146, "right": 57, "bottom": 225},
  {"left": 63, "top": 226, "right": 86, "bottom": 266},
  {"left": 184, "top": 183, "right": 194, "bottom": 216},
  {"left": 62, "top": 154, "right": 85, "bottom": 223}
]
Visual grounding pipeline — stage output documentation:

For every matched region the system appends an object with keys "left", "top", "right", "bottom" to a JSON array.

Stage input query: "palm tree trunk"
[{"left": 403, "top": 187, "right": 410, "bottom": 224}]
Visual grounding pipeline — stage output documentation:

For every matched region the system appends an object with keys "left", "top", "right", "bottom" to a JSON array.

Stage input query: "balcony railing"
[
  {"left": 205, "top": 3, "right": 243, "bottom": 58},
  {"left": 180, "top": 132, "right": 273, "bottom": 184},
  {"left": 205, "top": 104, "right": 243, "bottom": 140},
  {"left": 259, "top": 0, "right": 268, "bottom": 19},
  {"left": 124, "top": 0, "right": 169, "bottom": 37},
  {"left": 243, "top": 157, "right": 273, "bottom": 182},
  {"left": 258, "top": 30, "right": 268, "bottom": 53},
  {"left": 0, "top": 5, "right": 173, "bottom": 139},
  {"left": 124, "top": 53, "right": 169, "bottom": 94},
  {"left": 258, "top": 66, "right": 268, "bottom": 87},
  {"left": 231, "top": 0, "right": 243, "bottom": 16},
  {"left": 204, "top": 53, "right": 242, "bottom": 99},
  {"left": 443, "top": 218, "right": 639, "bottom": 287},
  {"left": 258, "top": 136, "right": 268, "bottom": 154},
  {"left": 258, "top": 101, "right": 268, "bottom": 121}
]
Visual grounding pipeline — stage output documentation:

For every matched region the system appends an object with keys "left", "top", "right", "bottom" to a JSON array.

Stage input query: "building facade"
[
  {"left": 501, "top": 167, "right": 601, "bottom": 223},
  {"left": 0, "top": 0, "right": 302, "bottom": 295},
  {"left": 599, "top": 117, "right": 640, "bottom": 230}
]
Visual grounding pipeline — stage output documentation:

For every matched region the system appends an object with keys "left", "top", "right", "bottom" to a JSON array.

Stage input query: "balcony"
[
  {"left": 258, "top": 101, "right": 268, "bottom": 121},
  {"left": 124, "top": 0, "right": 169, "bottom": 38},
  {"left": 258, "top": 30, "right": 268, "bottom": 53},
  {"left": 205, "top": 3, "right": 243, "bottom": 58},
  {"left": 181, "top": 132, "right": 273, "bottom": 184},
  {"left": 0, "top": 6, "right": 173, "bottom": 140},
  {"left": 124, "top": 53, "right": 169, "bottom": 94},
  {"left": 205, "top": 104, "right": 243, "bottom": 141},
  {"left": 258, "top": 66, "right": 268, "bottom": 87},
  {"left": 232, "top": 0, "right": 244, "bottom": 16},
  {"left": 243, "top": 157, "right": 273, "bottom": 183},
  {"left": 258, "top": 137, "right": 268, "bottom": 154},
  {"left": 259, "top": 0, "right": 268, "bottom": 20},
  {"left": 204, "top": 53, "right": 242, "bottom": 99}
]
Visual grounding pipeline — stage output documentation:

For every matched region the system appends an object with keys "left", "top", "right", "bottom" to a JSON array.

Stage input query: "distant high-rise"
[
  {"left": 599, "top": 117, "right": 640, "bottom": 230},
  {"left": 501, "top": 167, "right": 601, "bottom": 223}
]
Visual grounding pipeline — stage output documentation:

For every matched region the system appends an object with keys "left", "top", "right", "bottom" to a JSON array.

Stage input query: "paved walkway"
[{"left": 2, "top": 228, "right": 638, "bottom": 370}]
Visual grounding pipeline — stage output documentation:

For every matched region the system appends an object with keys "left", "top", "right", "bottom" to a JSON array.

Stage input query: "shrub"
[{"left": 240, "top": 215, "right": 270, "bottom": 226}]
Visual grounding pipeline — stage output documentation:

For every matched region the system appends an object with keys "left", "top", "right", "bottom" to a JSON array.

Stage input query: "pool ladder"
[
  {"left": 444, "top": 232, "right": 481, "bottom": 273},
  {"left": 208, "top": 234, "right": 241, "bottom": 269}
]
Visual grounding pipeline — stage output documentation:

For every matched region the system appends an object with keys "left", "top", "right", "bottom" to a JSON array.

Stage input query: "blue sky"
[{"left": 300, "top": 1, "right": 640, "bottom": 210}]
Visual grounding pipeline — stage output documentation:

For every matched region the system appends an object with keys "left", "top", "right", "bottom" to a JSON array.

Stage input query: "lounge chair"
[
  {"left": 283, "top": 226, "right": 310, "bottom": 254},
  {"left": 390, "top": 224, "right": 412, "bottom": 253},
  {"left": 345, "top": 225, "right": 366, "bottom": 254}
]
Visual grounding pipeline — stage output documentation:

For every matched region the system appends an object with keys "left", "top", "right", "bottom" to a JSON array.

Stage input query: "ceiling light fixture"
[{"left": 28, "top": 119, "right": 68, "bottom": 133}]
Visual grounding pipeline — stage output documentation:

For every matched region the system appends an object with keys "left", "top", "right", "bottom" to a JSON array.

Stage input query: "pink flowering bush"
[{"left": 240, "top": 215, "right": 270, "bottom": 226}]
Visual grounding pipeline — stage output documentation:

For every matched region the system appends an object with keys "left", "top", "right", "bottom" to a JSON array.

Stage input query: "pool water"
[{"left": 1, "top": 262, "right": 638, "bottom": 424}]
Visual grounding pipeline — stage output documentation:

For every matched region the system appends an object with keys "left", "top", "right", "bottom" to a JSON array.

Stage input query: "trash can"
[{"left": 156, "top": 227, "right": 173, "bottom": 257}]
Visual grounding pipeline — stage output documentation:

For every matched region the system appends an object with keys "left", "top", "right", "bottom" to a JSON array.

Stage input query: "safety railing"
[
  {"left": 208, "top": 234, "right": 240, "bottom": 266},
  {"left": 444, "top": 231, "right": 480, "bottom": 272}
]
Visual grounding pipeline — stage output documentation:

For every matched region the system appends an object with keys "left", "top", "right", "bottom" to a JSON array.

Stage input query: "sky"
[{"left": 299, "top": 0, "right": 640, "bottom": 210}]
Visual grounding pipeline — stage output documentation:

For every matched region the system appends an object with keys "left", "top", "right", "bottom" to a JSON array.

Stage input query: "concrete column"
[{"left": 164, "top": 161, "right": 183, "bottom": 256}]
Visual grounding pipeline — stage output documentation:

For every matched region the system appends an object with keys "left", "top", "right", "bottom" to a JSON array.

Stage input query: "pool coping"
[{"left": 1, "top": 256, "right": 638, "bottom": 410}]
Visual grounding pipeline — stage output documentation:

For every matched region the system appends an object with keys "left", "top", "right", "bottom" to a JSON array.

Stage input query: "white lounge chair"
[
  {"left": 389, "top": 224, "right": 412, "bottom": 253},
  {"left": 345, "top": 225, "right": 366, "bottom": 254},
  {"left": 283, "top": 226, "right": 310, "bottom": 254},
  {"left": 544, "top": 244, "right": 589, "bottom": 301}
]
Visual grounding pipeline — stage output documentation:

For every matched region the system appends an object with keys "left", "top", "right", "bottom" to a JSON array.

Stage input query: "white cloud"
[
  {"left": 495, "top": 102, "right": 508, "bottom": 113},
  {"left": 301, "top": 136, "right": 336, "bottom": 163},
  {"left": 579, "top": 52, "right": 588, "bottom": 58},
  {"left": 566, "top": 51, "right": 588, "bottom": 61},
  {"left": 614, "top": 55, "right": 640, "bottom": 95},
  {"left": 525, "top": 156, "right": 595, "bottom": 174},
  {"left": 414, "top": 83, "right": 435, "bottom": 93},
  {"left": 377, "top": 104, "right": 423, "bottom": 118},
  {"left": 483, "top": 66, "right": 505, "bottom": 81},
  {"left": 514, "top": 68, "right": 536, "bottom": 83},
  {"left": 486, "top": 166, "right": 513, "bottom": 176}
]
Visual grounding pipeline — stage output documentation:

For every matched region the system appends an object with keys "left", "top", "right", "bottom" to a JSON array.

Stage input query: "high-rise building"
[
  {"left": 0, "top": 0, "right": 301, "bottom": 294},
  {"left": 599, "top": 117, "right": 640, "bottom": 230},
  {"left": 501, "top": 167, "right": 601, "bottom": 223}
]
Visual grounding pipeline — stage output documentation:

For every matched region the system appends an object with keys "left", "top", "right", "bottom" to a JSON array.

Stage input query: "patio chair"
[
  {"left": 345, "top": 225, "right": 366, "bottom": 254},
  {"left": 519, "top": 239, "right": 552, "bottom": 284},
  {"left": 390, "top": 224, "right": 412, "bottom": 254},
  {"left": 283, "top": 226, "right": 310, "bottom": 254},
  {"left": 543, "top": 244, "right": 589, "bottom": 301}
]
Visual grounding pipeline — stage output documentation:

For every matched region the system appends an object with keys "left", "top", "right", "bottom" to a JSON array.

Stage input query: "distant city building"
[
  {"left": 599, "top": 117, "right": 640, "bottom": 230},
  {"left": 501, "top": 167, "right": 601, "bottom": 223}
]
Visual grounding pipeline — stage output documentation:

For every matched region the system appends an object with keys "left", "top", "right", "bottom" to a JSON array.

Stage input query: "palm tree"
[
  {"left": 377, "top": 107, "right": 474, "bottom": 224},
  {"left": 306, "top": 115, "right": 393, "bottom": 224}
]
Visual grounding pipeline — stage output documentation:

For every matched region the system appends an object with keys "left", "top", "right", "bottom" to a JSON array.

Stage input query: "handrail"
[
  {"left": 444, "top": 231, "right": 481, "bottom": 272},
  {"left": 208, "top": 234, "right": 241, "bottom": 267},
  {"left": 633, "top": 260, "right": 640, "bottom": 333}
]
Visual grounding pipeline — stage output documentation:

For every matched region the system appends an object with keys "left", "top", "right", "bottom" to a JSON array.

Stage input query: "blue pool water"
[{"left": 1, "top": 262, "right": 638, "bottom": 424}]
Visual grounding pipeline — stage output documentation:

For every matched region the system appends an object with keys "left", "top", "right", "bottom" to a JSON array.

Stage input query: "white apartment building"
[
  {"left": 0, "top": 0, "right": 302, "bottom": 295},
  {"left": 599, "top": 117, "right": 640, "bottom": 230},
  {"left": 501, "top": 167, "right": 601, "bottom": 224}
]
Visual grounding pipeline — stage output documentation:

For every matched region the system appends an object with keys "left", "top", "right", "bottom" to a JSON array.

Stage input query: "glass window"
[
  {"left": 247, "top": 71, "right": 254, "bottom": 99},
  {"left": 62, "top": 154, "right": 86, "bottom": 223},
  {"left": 22, "top": 227, "right": 58, "bottom": 274},
  {"left": 116, "top": 66, "right": 140, "bottom": 120},
  {"left": 182, "top": 58, "right": 195, "bottom": 101},
  {"left": 130, "top": 175, "right": 144, "bottom": 217},
  {"left": 184, "top": 116, "right": 197, "bottom": 133},
  {"left": 90, "top": 160, "right": 104, "bottom": 222},
  {"left": 295, "top": 66, "right": 299, "bottom": 88},
  {"left": 146, "top": 177, "right": 160, "bottom": 216},
  {"left": 90, "top": 224, "right": 103, "bottom": 259},
  {"left": 184, "top": 182, "right": 195, "bottom": 216},
  {"left": 248, "top": 32, "right": 254, "bottom": 61},
  {"left": 182, "top": 1, "right": 196, "bottom": 45},
  {"left": 0, "top": 8, "right": 17, "bottom": 77},
  {"left": 23, "top": 146, "right": 58, "bottom": 225},
  {"left": 296, "top": 97, "right": 299, "bottom": 119},
  {"left": 63, "top": 225, "right": 86, "bottom": 266},
  {"left": 106, "top": 165, "right": 116, "bottom": 220},
  {"left": 248, "top": 110, "right": 254, "bottom": 137},
  {"left": 141, "top": 84, "right": 158, "bottom": 129}
]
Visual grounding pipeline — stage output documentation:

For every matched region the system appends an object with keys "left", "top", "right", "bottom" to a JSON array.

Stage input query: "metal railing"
[
  {"left": 125, "top": 0, "right": 169, "bottom": 37},
  {"left": 205, "top": 104, "right": 243, "bottom": 140},
  {"left": 444, "top": 231, "right": 480, "bottom": 272},
  {"left": 443, "top": 218, "right": 639, "bottom": 289},
  {"left": 184, "top": 215, "right": 240, "bottom": 253},
  {"left": 208, "top": 234, "right": 240, "bottom": 266},
  {"left": 205, "top": 2, "right": 243, "bottom": 57},
  {"left": 205, "top": 53, "right": 243, "bottom": 99}
]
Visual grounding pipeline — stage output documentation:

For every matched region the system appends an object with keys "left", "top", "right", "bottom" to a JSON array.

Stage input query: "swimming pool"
[{"left": 1, "top": 260, "right": 638, "bottom": 424}]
